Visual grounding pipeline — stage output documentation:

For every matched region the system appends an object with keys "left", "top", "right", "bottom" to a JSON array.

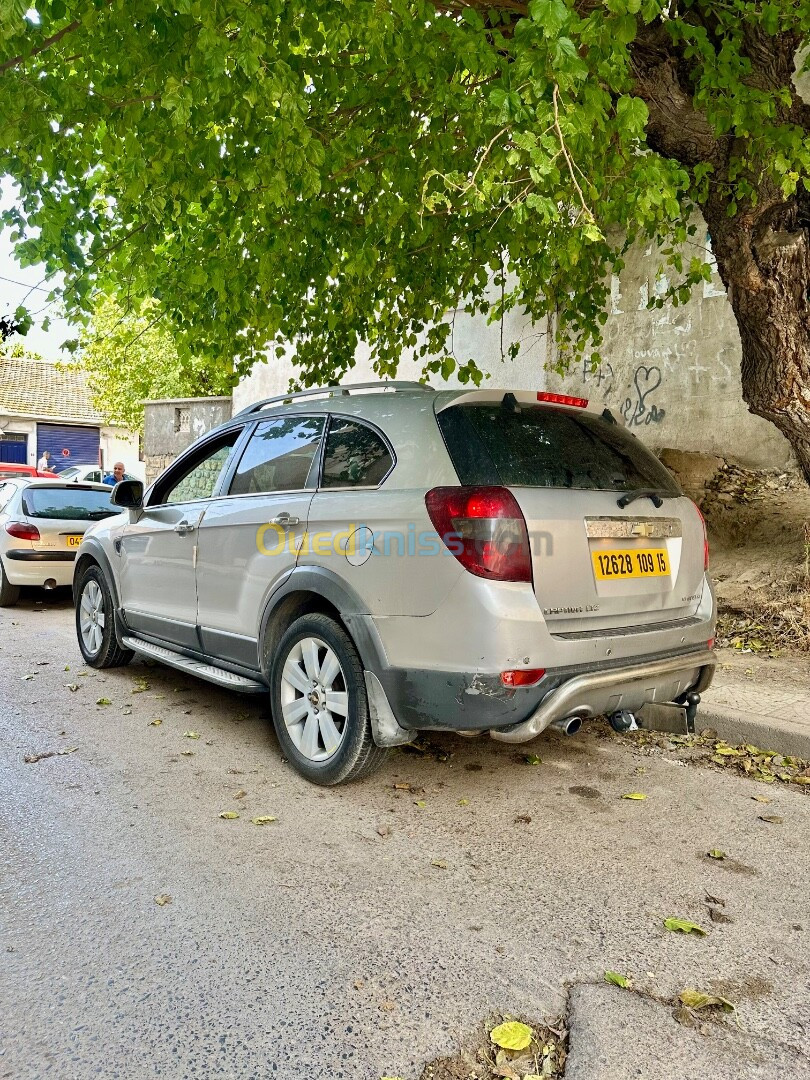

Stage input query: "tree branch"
[{"left": 0, "top": 18, "right": 82, "bottom": 75}]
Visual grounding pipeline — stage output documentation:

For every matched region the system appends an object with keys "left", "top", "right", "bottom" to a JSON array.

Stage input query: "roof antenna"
[{"left": 501, "top": 392, "right": 521, "bottom": 415}]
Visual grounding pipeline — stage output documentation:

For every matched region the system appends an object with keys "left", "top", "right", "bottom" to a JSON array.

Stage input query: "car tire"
[
  {"left": 75, "top": 564, "right": 133, "bottom": 668},
  {"left": 270, "top": 612, "right": 388, "bottom": 786},
  {"left": 0, "top": 558, "right": 20, "bottom": 607}
]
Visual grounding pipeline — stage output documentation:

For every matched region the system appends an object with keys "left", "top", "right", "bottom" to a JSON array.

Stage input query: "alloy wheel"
[
  {"left": 279, "top": 635, "right": 349, "bottom": 761},
  {"left": 79, "top": 579, "right": 105, "bottom": 655}
]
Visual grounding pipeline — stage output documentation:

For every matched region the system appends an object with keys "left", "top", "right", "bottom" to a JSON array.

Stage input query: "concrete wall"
[
  {"left": 233, "top": 224, "right": 794, "bottom": 470},
  {"left": 143, "top": 397, "right": 232, "bottom": 483}
]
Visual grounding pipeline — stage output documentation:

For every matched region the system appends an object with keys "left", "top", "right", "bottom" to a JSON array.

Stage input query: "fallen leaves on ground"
[
  {"left": 96, "top": 697, "right": 112, "bottom": 706},
  {"left": 65, "top": 683, "right": 79, "bottom": 692},
  {"left": 154, "top": 894, "right": 172, "bottom": 906},
  {"left": 604, "top": 971, "right": 632, "bottom": 988},
  {"left": 232, "top": 789, "right": 248, "bottom": 799},
  {"left": 219, "top": 811, "right": 240, "bottom": 820},
  {"left": 678, "top": 988, "right": 735, "bottom": 1013},
  {"left": 458, "top": 798, "right": 470, "bottom": 806},
  {"left": 707, "top": 849, "right": 726, "bottom": 860},
  {"left": 490, "top": 1021, "right": 533, "bottom": 1051},
  {"left": 149, "top": 718, "right": 162, "bottom": 726},
  {"left": 663, "top": 917, "right": 707, "bottom": 936},
  {"left": 621, "top": 792, "right": 647, "bottom": 800},
  {"left": 24, "top": 746, "right": 79, "bottom": 764},
  {"left": 182, "top": 731, "right": 200, "bottom": 739},
  {"left": 251, "top": 815, "right": 277, "bottom": 825},
  {"left": 392, "top": 781, "right": 424, "bottom": 794},
  {"left": 431, "top": 859, "right": 448, "bottom": 870},
  {"left": 617, "top": 727, "right": 810, "bottom": 791},
  {"left": 414, "top": 800, "right": 427, "bottom": 808},
  {"left": 131, "top": 678, "right": 150, "bottom": 694},
  {"left": 758, "top": 814, "right": 784, "bottom": 823},
  {"left": 524, "top": 754, "right": 542, "bottom": 765}
]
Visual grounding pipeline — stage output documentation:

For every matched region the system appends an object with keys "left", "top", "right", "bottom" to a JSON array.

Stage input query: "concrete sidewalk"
[{"left": 643, "top": 654, "right": 810, "bottom": 760}]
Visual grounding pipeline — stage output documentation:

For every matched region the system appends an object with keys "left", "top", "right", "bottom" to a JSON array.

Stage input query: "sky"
[{"left": 0, "top": 177, "right": 72, "bottom": 361}]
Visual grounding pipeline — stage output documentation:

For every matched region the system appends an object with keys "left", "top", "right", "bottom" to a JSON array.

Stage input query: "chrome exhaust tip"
[
  {"left": 42, "top": 578, "right": 57, "bottom": 591},
  {"left": 550, "top": 715, "right": 582, "bottom": 736}
]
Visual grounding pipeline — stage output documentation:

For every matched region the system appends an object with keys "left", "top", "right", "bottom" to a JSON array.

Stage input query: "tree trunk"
[{"left": 702, "top": 187, "right": 810, "bottom": 480}]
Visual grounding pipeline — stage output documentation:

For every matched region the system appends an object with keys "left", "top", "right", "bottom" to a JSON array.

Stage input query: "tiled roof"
[{"left": 0, "top": 354, "right": 104, "bottom": 423}]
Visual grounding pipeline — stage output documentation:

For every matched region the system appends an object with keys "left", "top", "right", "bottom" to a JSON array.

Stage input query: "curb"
[
  {"left": 696, "top": 702, "right": 810, "bottom": 762},
  {"left": 640, "top": 699, "right": 810, "bottom": 761}
]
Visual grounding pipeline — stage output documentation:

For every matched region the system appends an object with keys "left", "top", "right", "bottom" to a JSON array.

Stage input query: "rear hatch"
[
  {"left": 20, "top": 484, "right": 120, "bottom": 553},
  {"left": 435, "top": 394, "right": 707, "bottom": 635}
]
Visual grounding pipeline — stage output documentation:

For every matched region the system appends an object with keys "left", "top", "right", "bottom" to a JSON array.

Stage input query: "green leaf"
[
  {"left": 251, "top": 815, "right": 278, "bottom": 825},
  {"left": 529, "top": 0, "right": 569, "bottom": 35},
  {"left": 525, "top": 754, "right": 542, "bottom": 765},
  {"left": 621, "top": 792, "right": 647, "bottom": 800},
  {"left": 679, "top": 989, "right": 735, "bottom": 1012},
  {"left": 707, "top": 849, "right": 726, "bottom": 860},
  {"left": 604, "top": 971, "right": 632, "bottom": 988},
  {"left": 96, "top": 697, "right": 112, "bottom": 706},
  {"left": 183, "top": 731, "right": 201, "bottom": 739},
  {"left": 219, "top": 811, "right": 240, "bottom": 820},
  {"left": 663, "top": 917, "right": 707, "bottom": 936},
  {"left": 490, "top": 1021, "right": 534, "bottom": 1051}
]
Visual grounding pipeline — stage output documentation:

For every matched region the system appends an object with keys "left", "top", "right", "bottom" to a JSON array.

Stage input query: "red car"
[{"left": 0, "top": 463, "right": 59, "bottom": 479}]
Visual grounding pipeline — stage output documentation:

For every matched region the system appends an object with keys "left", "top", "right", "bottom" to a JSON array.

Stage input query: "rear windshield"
[
  {"left": 22, "top": 486, "right": 119, "bottom": 521},
  {"left": 437, "top": 403, "right": 681, "bottom": 493}
]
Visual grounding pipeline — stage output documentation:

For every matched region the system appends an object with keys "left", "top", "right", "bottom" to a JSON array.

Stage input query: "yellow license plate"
[
  {"left": 65, "top": 535, "right": 83, "bottom": 548},
  {"left": 592, "top": 548, "right": 670, "bottom": 580}
]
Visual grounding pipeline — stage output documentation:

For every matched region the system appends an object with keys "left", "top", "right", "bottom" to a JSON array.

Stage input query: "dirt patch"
[
  {"left": 699, "top": 463, "right": 810, "bottom": 655},
  {"left": 708, "top": 976, "right": 774, "bottom": 1003},
  {"left": 568, "top": 785, "right": 602, "bottom": 799}
]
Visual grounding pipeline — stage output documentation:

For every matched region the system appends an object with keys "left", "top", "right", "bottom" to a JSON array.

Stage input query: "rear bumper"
[
  {"left": 489, "top": 647, "right": 715, "bottom": 744},
  {"left": 5, "top": 550, "right": 76, "bottom": 562},
  {"left": 2, "top": 550, "right": 76, "bottom": 587}
]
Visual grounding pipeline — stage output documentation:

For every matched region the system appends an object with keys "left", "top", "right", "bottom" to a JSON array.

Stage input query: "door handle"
[
  {"left": 270, "top": 512, "right": 300, "bottom": 528},
  {"left": 174, "top": 520, "right": 197, "bottom": 535}
]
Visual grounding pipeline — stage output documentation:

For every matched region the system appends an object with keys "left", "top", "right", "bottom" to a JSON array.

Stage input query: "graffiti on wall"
[{"left": 620, "top": 365, "right": 666, "bottom": 427}]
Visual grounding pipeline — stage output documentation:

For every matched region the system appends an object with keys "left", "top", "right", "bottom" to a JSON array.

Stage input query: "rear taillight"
[
  {"left": 501, "top": 668, "right": 546, "bottom": 687},
  {"left": 693, "top": 501, "right": 709, "bottom": 570},
  {"left": 536, "top": 391, "right": 588, "bottom": 408},
  {"left": 5, "top": 520, "right": 40, "bottom": 541},
  {"left": 425, "top": 486, "right": 532, "bottom": 582}
]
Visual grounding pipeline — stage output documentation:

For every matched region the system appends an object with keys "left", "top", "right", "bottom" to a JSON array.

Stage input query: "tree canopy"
[
  {"left": 0, "top": 2, "right": 809, "bottom": 470},
  {"left": 74, "top": 295, "right": 234, "bottom": 433}
]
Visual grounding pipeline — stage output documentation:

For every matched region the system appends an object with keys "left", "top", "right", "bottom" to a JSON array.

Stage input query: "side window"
[
  {"left": 88, "top": 470, "right": 101, "bottom": 483},
  {"left": 229, "top": 416, "right": 324, "bottom": 496},
  {"left": 321, "top": 418, "right": 393, "bottom": 488},
  {"left": 153, "top": 432, "right": 240, "bottom": 506}
]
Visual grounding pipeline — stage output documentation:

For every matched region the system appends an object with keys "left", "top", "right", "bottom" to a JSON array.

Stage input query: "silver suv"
[{"left": 73, "top": 383, "right": 716, "bottom": 784}]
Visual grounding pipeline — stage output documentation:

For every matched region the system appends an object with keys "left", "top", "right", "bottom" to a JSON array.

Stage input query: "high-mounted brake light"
[
  {"left": 5, "top": 520, "right": 41, "bottom": 541},
  {"left": 425, "top": 486, "right": 532, "bottom": 582},
  {"left": 536, "top": 392, "right": 588, "bottom": 408}
]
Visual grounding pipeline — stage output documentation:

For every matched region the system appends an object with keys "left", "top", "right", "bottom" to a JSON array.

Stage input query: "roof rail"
[{"left": 234, "top": 380, "right": 432, "bottom": 417}]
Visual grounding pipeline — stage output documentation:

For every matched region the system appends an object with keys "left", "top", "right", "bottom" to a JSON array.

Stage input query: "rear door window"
[
  {"left": 321, "top": 418, "right": 393, "bottom": 488},
  {"left": 437, "top": 403, "right": 681, "bottom": 493},
  {"left": 229, "top": 416, "right": 324, "bottom": 495},
  {"left": 21, "top": 486, "right": 118, "bottom": 521}
]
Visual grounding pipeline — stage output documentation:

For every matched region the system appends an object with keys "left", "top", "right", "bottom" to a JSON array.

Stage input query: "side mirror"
[{"left": 111, "top": 479, "right": 144, "bottom": 509}]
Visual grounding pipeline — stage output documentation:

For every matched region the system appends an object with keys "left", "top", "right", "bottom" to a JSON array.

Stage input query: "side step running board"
[{"left": 121, "top": 636, "right": 267, "bottom": 694}]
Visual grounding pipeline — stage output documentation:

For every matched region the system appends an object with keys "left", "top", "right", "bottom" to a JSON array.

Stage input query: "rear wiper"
[{"left": 617, "top": 488, "right": 669, "bottom": 509}]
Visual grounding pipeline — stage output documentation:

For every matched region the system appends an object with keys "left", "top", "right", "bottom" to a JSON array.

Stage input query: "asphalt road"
[{"left": 1, "top": 591, "right": 809, "bottom": 1079}]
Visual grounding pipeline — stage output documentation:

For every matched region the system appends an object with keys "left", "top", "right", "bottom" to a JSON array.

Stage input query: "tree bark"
[
  {"left": 703, "top": 187, "right": 810, "bottom": 479},
  {"left": 629, "top": 22, "right": 810, "bottom": 479}
]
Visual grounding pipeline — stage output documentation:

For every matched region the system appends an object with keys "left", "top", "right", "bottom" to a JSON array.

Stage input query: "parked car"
[
  {"left": 0, "top": 479, "right": 119, "bottom": 606},
  {"left": 0, "top": 462, "right": 59, "bottom": 480},
  {"left": 57, "top": 464, "right": 140, "bottom": 484},
  {"left": 72, "top": 383, "right": 716, "bottom": 785}
]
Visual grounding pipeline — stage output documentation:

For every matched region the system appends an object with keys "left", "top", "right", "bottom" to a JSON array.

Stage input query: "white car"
[
  {"left": 57, "top": 464, "right": 140, "bottom": 485},
  {"left": 0, "top": 478, "right": 120, "bottom": 606}
]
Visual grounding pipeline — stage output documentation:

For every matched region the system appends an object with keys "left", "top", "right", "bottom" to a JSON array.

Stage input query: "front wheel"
[
  {"left": 75, "top": 565, "right": 133, "bottom": 668},
  {"left": 270, "top": 613, "right": 388, "bottom": 785}
]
